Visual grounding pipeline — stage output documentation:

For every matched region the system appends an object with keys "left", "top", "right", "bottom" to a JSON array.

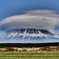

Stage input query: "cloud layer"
[{"left": 0, "top": 10, "right": 59, "bottom": 33}]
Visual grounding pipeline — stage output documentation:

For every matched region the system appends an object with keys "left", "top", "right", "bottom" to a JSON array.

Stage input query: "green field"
[{"left": 0, "top": 52, "right": 59, "bottom": 59}]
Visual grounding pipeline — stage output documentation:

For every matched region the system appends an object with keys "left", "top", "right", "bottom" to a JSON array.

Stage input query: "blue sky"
[{"left": 0, "top": 0, "right": 59, "bottom": 36}]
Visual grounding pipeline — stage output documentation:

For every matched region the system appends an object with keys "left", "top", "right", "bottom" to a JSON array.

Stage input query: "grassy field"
[{"left": 0, "top": 52, "right": 59, "bottom": 59}]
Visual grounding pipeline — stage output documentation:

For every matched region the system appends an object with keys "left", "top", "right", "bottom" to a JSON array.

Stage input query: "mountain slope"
[{"left": 0, "top": 29, "right": 59, "bottom": 39}]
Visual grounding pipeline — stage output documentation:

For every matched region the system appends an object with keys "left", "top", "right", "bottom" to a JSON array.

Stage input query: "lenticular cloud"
[
  {"left": 0, "top": 10, "right": 59, "bottom": 33},
  {"left": 0, "top": 10, "right": 59, "bottom": 43}
]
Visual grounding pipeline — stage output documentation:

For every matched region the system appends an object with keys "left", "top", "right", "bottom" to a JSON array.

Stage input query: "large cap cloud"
[{"left": 0, "top": 10, "right": 59, "bottom": 33}]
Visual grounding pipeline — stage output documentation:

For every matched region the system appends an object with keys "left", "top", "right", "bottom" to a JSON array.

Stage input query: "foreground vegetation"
[
  {"left": 0, "top": 42, "right": 59, "bottom": 48},
  {"left": 0, "top": 42, "right": 59, "bottom": 59},
  {"left": 0, "top": 52, "right": 59, "bottom": 59}
]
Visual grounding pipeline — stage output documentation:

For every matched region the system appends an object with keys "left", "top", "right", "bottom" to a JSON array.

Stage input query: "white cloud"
[{"left": 0, "top": 10, "right": 59, "bottom": 33}]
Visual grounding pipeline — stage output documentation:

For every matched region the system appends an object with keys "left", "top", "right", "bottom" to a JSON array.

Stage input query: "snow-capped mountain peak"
[{"left": 0, "top": 29, "right": 59, "bottom": 39}]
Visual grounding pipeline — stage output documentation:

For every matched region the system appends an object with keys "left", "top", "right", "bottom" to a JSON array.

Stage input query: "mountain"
[{"left": 0, "top": 29, "right": 59, "bottom": 39}]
